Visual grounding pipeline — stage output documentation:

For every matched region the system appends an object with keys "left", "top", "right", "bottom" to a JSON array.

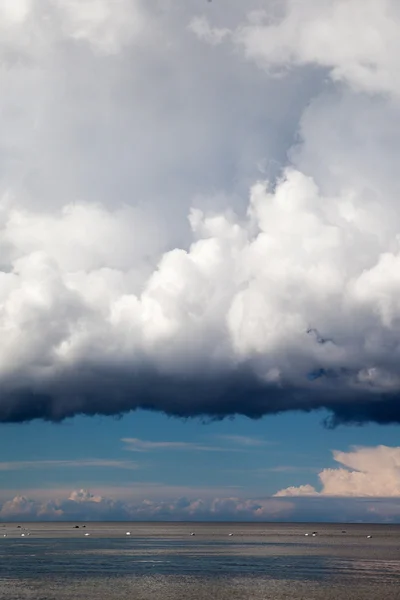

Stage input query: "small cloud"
[
  {"left": 69, "top": 489, "right": 103, "bottom": 503},
  {"left": 188, "top": 16, "right": 230, "bottom": 46},
  {"left": 0, "top": 496, "right": 38, "bottom": 519},
  {"left": 275, "top": 484, "right": 317, "bottom": 497}
]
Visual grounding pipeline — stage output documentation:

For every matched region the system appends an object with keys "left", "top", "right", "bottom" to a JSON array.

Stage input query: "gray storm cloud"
[{"left": 1, "top": 0, "right": 400, "bottom": 424}]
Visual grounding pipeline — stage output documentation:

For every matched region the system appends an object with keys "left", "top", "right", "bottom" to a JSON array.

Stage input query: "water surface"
[{"left": 0, "top": 522, "right": 399, "bottom": 599}]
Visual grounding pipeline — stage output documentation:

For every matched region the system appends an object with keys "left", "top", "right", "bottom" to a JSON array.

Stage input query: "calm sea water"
[{"left": 0, "top": 522, "right": 399, "bottom": 599}]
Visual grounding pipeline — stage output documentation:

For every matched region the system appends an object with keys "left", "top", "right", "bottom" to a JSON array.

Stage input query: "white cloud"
[
  {"left": 0, "top": 495, "right": 38, "bottom": 519},
  {"left": 276, "top": 484, "right": 318, "bottom": 497},
  {"left": 235, "top": 0, "right": 400, "bottom": 96},
  {"left": 0, "top": 0, "right": 148, "bottom": 58},
  {"left": 69, "top": 489, "right": 103, "bottom": 503},
  {"left": 59, "top": 0, "right": 148, "bottom": 54},
  {"left": 275, "top": 446, "right": 400, "bottom": 497},
  {"left": 189, "top": 16, "right": 230, "bottom": 45}
]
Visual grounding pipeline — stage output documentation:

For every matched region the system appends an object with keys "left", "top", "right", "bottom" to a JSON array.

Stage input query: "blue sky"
[
  {"left": 1, "top": 1, "right": 400, "bottom": 521},
  {"left": 1, "top": 411, "right": 400, "bottom": 517}
]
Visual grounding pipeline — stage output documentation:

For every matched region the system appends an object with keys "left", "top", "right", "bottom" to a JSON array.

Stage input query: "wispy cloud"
[
  {"left": 224, "top": 466, "right": 318, "bottom": 477},
  {"left": 260, "top": 466, "right": 319, "bottom": 474},
  {"left": 121, "top": 438, "right": 233, "bottom": 453},
  {"left": 0, "top": 459, "right": 140, "bottom": 472},
  {"left": 215, "top": 435, "right": 272, "bottom": 447}
]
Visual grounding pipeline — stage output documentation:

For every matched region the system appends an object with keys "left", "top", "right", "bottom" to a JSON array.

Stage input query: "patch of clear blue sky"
[{"left": 0, "top": 411, "right": 399, "bottom": 496}]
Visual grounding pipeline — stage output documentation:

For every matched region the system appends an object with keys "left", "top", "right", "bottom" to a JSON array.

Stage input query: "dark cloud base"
[{"left": 1, "top": 364, "right": 399, "bottom": 426}]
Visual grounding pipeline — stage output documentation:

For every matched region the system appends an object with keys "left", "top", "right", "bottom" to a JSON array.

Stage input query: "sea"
[{"left": 0, "top": 522, "right": 399, "bottom": 599}]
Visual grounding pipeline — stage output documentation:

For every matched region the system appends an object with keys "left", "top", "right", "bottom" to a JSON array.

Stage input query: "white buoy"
[{"left": 21, "top": 533, "right": 25, "bottom": 537}]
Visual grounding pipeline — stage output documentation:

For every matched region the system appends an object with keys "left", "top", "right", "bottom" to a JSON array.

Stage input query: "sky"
[{"left": 1, "top": 0, "right": 400, "bottom": 521}]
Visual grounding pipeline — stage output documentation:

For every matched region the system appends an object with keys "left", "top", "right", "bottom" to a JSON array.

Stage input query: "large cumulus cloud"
[
  {"left": 1, "top": 1, "right": 400, "bottom": 424},
  {"left": 276, "top": 445, "right": 400, "bottom": 497}
]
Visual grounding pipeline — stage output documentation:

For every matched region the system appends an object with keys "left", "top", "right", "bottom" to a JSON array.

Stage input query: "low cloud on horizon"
[
  {"left": 2, "top": 445, "right": 400, "bottom": 523},
  {"left": 3, "top": 487, "right": 400, "bottom": 524}
]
